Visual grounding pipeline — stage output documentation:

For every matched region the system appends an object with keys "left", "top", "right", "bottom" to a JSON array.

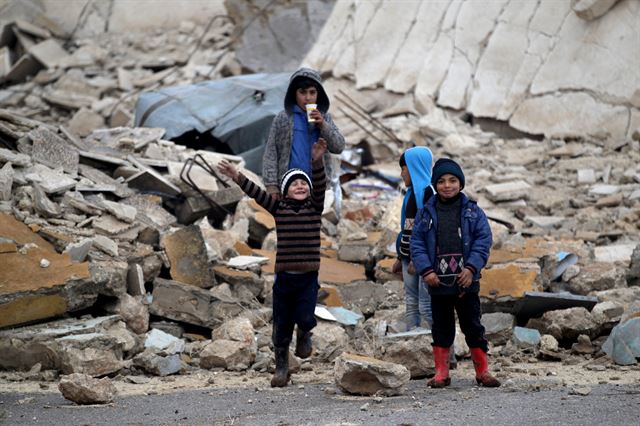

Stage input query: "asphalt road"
[{"left": 1, "top": 380, "right": 639, "bottom": 426}]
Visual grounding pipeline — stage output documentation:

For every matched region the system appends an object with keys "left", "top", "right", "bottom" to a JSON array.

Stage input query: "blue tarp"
[{"left": 134, "top": 73, "right": 290, "bottom": 173}]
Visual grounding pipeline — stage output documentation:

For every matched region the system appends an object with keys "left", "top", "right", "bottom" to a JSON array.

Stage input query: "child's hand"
[
  {"left": 392, "top": 259, "right": 402, "bottom": 275},
  {"left": 312, "top": 138, "right": 327, "bottom": 162},
  {"left": 309, "top": 109, "right": 324, "bottom": 126},
  {"left": 218, "top": 160, "right": 240, "bottom": 183},
  {"left": 424, "top": 272, "right": 440, "bottom": 287},
  {"left": 457, "top": 268, "right": 473, "bottom": 287}
]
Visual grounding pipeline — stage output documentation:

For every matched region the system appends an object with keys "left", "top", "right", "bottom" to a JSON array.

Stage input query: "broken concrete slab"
[
  {"left": 162, "top": 225, "right": 216, "bottom": 289},
  {"left": 593, "top": 243, "right": 638, "bottom": 263},
  {"left": 526, "top": 307, "right": 601, "bottom": 342},
  {"left": 378, "top": 334, "right": 434, "bottom": 379},
  {"left": 92, "top": 214, "right": 136, "bottom": 236},
  {"left": 602, "top": 317, "right": 640, "bottom": 365},
  {"left": 485, "top": 180, "right": 532, "bottom": 202},
  {"left": 0, "top": 213, "right": 91, "bottom": 328},
  {"left": 24, "top": 164, "right": 76, "bottom": 194},
  {"left": 63, "top": 238, "right": 93, "bottom": 263},
  {"left": 67, "top": 107, "right": 105, "bottom": 138},
  {"left": 213, "top": 265, "right": 262, "bottom": 298},
  {"left": 567, "top": 263, "right": 626, "bottom": 295},
  {"left": 0, "top": 315, "right": 121, "bottom": 370},
  {"left": 0, "top": 162, "right": 13, "bottom": 200},
  {"left": 29, "top": 126, "right": 79, "bottom": 176},
  {"left": 56, "top": 332, "right": 124, "bottom": 376},
  {"left": 175, "top": 185, "right": 245, "bottom": 224},
  {"left": 481, "top": 312, "right": 515, "bottom": 345},
  {"left": 0, "top": 147, "right": 32, "bottom": 167},
  {"left": 512, "top": 326, "right": 541, "bottom": 349},
  {"left": 150, "top": 277, "right": 241, "bottom": 328},
  {"left": 28, "top": 38, "right": 70, "bottom": 69},
  {"left": 144, "top": 328, "right": 185, "bottom": 354},
  {"left": 127, "top": 263, "right": 145, "bottom": 296},
  {"left": 58, "top": 373, "right": 117, "bottom": 405},
  {"left": 100, "top": 199, "right": 137, "bottom": 223},
  {"left": 311, "top": 322, "right": 349, "bottom": 362},
  {"left": 334, "top": 352, "right": 410, "bottom": 396},
  {"left": 92, "top": 235, "right": 118, "bottom": 257},
  {"left": 480, "top": 264, "right": 539, "bottom": 299},
  {"left": 133, "top": 350, "right": 182, "bottom": 376},
  {"left": 32, "top": 183, "right": 63, "bottom": 218},
  {"left": 513, "top": 291, "right": 598, "bottom": 324},
  {"left": 199, "top": 338, "right": 256, "bottom": 371}
]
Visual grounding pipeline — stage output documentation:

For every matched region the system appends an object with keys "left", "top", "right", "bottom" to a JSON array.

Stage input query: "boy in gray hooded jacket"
[{"left": 262, "top": 68, "right": 345, "bottom": 201}]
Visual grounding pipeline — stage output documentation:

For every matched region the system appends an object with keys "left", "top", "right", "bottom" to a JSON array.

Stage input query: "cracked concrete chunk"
[
  {"left": 0, "top": 213, "right": 91, "bottom": 327},
  {"left": 29, "top": 127, "right": 79, "bottom": 176},
  {"left": 32, "top": 184, "right": 62, "bottom": 218},
  {"left": 59, "top": 373, "right": 117, "bottom": 405},
  {"left": 150, "top": 277, "right": 239, "bottom": 328},
  {"left": 67, "top": 107, "right": 105, "bottom": 138},
  {"left": 101, "top": 199, "right": 137, "bottom": 223},
  {"left": 133, "top": 351, "right": 182, "bottom": 376},
  {"left": 92, "top": 235, "right": 118, "bottom": 257},
  {"left": 162, "top": 225, "right": 216, "bottom": 289},
  {"left": 485, "top": 180, "right": 532, "bottom": 202},
  {"left": 334, "top": 352, "right": 410, "bottom": 396},
  {"left": 24, "top": 164, "right": 76, "bottom": 194},
  {"left": 199, "top": 339, "right": 256, "bottom": 371},
  {"left": 0, "top": 162, "right": 13, "bottom": 200},
  {"left": 0, "top": 147, "right": 31, "bottom": 167}
]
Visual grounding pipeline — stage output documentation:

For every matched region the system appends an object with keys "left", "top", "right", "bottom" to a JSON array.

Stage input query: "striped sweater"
[{"left": 237, "top": 159, "right": 326, "bottom": 273}]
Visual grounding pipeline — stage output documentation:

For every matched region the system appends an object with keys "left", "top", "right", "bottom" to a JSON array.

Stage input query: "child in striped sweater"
[{"left": 218, "top": 138, "right": 327, "bottom": 387}]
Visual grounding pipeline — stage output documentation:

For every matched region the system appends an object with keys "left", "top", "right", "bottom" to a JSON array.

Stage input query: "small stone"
[
  {"left": 360, "top": 403, "right": 369, "bottom": 411},
  {"left": 40, "top": 258, "right": 50, "bottom": 268}
]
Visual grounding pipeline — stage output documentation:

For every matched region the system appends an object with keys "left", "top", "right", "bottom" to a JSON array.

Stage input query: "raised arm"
[
  {"left": 219, "top": 160, "right": 278, "bottom": 213},
  {"left": 310, "top": 138, "right": 327, "bottom": 209}
]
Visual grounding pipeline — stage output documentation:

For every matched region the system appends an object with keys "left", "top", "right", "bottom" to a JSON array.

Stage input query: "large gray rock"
[
  {"left": 378, "top": 334, "right": 434, "bottom": 379},
  {"left": 150, "top": 278, "right": 242, "bottom": 328},
  {"left": 602, "top": 317, "right": 640, "bottom": 365},
  {"left": 212, "top": 317, "right": 255, "bottom": 346},
  {"left": 334, "top": 352, "right": 411, "bottom": 396},
  {"left": 526, "top": 307, "right": 601, "bottom": 341},
  {"left": 567, "top": 263, "right": 626, "bottom": 295},
  {"left": 56, "top": 333, "right": 124, "bottom": 376},
  {"left": 59, "top": 373, "right": 117, "bottom": 405},
  {"left": 133, "top": 351, "right": 182, "bottom": 376},
  {"left": 312, "top": 322, "right": 349, "bottom": 362},
  {"left": 481, "top": 312, "right": 515, "bottom": 346},
  {"left": 199, "top": 339, "right": 256, "bottom": 371},
  {"left": 104, "top": 293, "right": 149, "bottom": 335},
  {"left": 338, "top": 281, "right": 388, "bottom": 317}
]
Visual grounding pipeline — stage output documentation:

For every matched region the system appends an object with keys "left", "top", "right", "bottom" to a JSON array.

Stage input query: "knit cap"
[
  {"left": 280, "top": 168, "right": 312, "bottom": 196},
  {"left": 432, "top": 158, "right": 465, "bottom": 190}
]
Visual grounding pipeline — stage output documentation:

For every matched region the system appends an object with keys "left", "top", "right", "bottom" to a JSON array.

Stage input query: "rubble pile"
[{"left": 0, "top": 11, "right": 639, "bottom": 404}]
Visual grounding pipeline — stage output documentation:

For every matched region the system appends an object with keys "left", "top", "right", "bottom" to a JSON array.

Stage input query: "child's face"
[
  {"left": 286, "top": 178, "right": 310, "bottom": 200},
  {"left": 400, "top": 165, "right": 412, "bottom": 187},
  {"left": 296, "top": 86, "right": 318, "bottom": 110},
  {"left": 436, "top": 174, "right": 461, "bottom": 200}
]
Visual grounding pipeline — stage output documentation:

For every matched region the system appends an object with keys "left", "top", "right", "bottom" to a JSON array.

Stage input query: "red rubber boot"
[
  {"left": 427, "top": 346, "right": 451, "bottom": 388},
  {"left": 470, "top": 347, "right": 501, "bottom": 387}
]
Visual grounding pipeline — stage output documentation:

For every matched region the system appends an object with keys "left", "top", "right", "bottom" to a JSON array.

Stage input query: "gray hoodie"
[{"left": 262, "top": 68, "right": 345, "bottom": 191}]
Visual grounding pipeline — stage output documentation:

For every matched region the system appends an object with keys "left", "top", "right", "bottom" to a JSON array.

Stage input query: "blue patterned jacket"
[{"left": 410, "top": 193, "right": 492, "bottom": 295}]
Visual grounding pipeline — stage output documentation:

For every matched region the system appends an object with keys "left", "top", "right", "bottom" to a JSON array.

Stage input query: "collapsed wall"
[{"left": 304, "top": 0, "right": 640, "bottom": 141}]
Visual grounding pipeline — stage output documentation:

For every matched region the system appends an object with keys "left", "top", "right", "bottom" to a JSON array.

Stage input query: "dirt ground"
[{"left": 1, "top": 356, "right": 639, "bottom": 398}]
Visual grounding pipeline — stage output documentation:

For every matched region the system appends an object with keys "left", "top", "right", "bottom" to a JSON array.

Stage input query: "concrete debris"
[
  {"left": 133, "top": 351, "right": 182, "bottom": 376},
  {"left": 0, "top": 1, "right": 638, "bottom": 392},
  {"left": 58, "top": 373, "right": 117, "bottom": 405},
  {"left": 334, "top": 352, "right": 410, "bottom": 396}
]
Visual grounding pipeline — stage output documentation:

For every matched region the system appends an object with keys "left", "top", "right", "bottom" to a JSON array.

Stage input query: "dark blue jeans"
[
  {"left": 272, "top": 271, "right": 319, "bottom": 348},
  {"left": 431, "top": 291, "right": 488, "bottom": 352}
]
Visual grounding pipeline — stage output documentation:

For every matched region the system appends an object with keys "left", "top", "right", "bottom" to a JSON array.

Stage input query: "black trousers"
[
  {"left": 431, "top": 291, "right": 488, "bottom": 352},
  {"left": 272, "top": 271, "right": 319, "bottom": 348}
]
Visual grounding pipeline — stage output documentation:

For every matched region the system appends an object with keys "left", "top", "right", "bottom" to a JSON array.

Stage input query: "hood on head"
[
  {"left": 284, "top": 67, "right": 329, "bottom": 113},
  {"left": 404, "top": 146, "right": 433, "bottom": 207}
]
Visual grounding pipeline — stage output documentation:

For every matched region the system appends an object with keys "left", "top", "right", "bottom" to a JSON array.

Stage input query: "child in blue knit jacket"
[{"left": 411, "top": 158, "right": 500, "bottom": 388}]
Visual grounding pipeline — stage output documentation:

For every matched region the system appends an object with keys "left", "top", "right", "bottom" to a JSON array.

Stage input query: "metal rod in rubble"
[
  {"left": 337, "top": 90, "right": 403, "bottom": 145},
  {"left": 337, "top": 107, "right": 384, "bottom": 145}
]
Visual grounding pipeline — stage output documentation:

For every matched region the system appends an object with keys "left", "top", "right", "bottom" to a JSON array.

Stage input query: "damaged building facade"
[{"left": 0, "top": 0, "right": 639, "bottom": 407}]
